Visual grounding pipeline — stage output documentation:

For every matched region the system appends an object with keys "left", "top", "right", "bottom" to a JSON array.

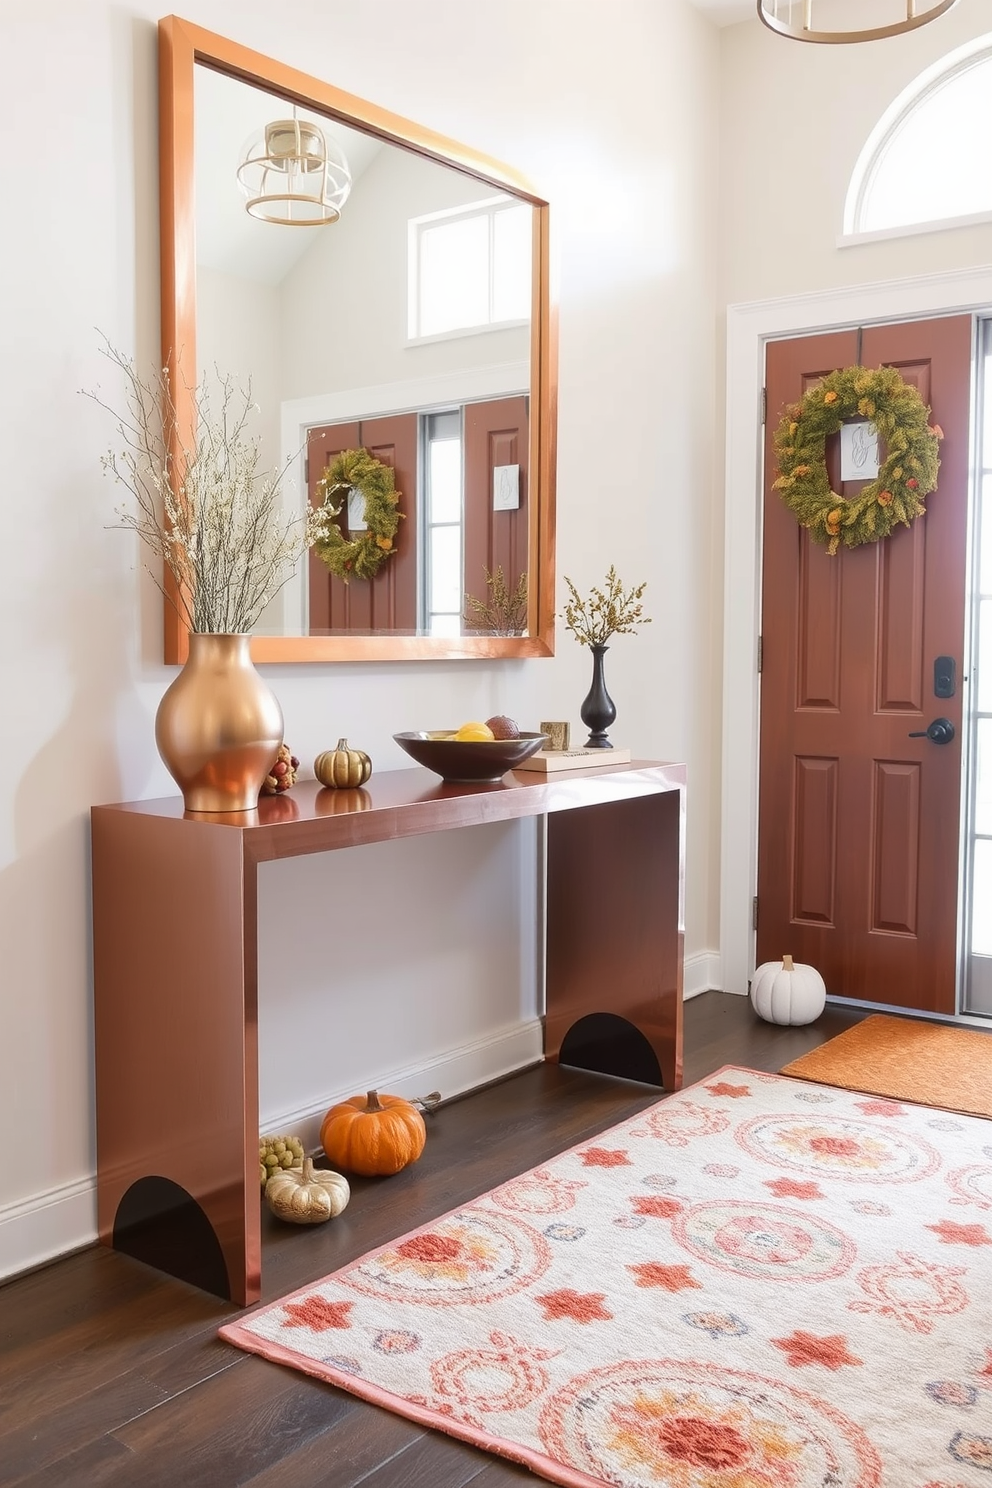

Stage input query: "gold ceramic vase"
[{"left": 155, "top": 633, "right": 283, "bottom": 813}]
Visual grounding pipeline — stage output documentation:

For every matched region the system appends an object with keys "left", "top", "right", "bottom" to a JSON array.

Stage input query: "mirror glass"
[{"left": 160, "top": 18, "right": 557, "bottom": 663}]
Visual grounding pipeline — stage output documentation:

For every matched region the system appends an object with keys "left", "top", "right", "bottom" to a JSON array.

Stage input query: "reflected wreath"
[
  {"left": 772, "top": 365, "right": 943, "bottom": 556},
  {"left": 313, "top": 447, "right": 403, "bottom": 582}
]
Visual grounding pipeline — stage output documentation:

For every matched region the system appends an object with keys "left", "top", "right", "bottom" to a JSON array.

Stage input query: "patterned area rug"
[
  {"left": 781, "top": 1015, "right": 992, "bottom": 1120},
  {"left": 220, "top": 1068, "right": 992, "bottom": 1487}
]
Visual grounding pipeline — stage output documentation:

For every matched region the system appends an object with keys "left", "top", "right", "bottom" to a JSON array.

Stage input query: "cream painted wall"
[
  {"left": 197, "top": 263, "right": 281, "bottom": 467},
  {"left": 0, "top": 0, "right": 721, "bottom": 1277}
]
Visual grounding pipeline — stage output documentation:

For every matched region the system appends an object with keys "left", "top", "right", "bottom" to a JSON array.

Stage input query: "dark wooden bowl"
[{"left": 393, "top": 730, "right": 549, "bottom": 784}]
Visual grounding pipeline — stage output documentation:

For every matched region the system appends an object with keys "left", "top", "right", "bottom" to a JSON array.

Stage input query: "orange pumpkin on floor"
[{"left": 320, "top": 1089, "right": 426, "bottom": 1176}]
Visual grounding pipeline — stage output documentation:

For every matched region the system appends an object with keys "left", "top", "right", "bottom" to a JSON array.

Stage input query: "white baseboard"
[
  {"left": 684, "top": 949, "right": 721, "bottom": 998},
  {"left": 2, "top": 974, "right": 721, "bottom": 1284},
  {"left": 259, "top": 1019, "right": 546, "bottom": 1155},
  {"left": 0, "top": 1019, "right": 545, "bottom": 1285},
  {"left": 0, "top": 1173, "right": 97, "bottom": 1284}
]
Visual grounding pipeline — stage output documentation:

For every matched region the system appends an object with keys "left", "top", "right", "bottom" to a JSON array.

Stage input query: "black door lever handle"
[{"left": 908, "top": 717, "right": 955, "bottom": 745}]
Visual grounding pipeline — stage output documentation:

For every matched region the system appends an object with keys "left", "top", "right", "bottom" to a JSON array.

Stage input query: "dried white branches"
[{"left": 86, "top": 337, "right": 326, "bottom": 634}]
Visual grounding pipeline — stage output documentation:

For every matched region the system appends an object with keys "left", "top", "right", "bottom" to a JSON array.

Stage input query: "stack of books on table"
[{"left": 514, "top": 747, "right": 632, "bottom": 773}]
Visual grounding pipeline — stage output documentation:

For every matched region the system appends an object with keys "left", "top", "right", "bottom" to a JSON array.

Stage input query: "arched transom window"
[{"left": 845, "top": 33, "right": 992, "bottom": 238}]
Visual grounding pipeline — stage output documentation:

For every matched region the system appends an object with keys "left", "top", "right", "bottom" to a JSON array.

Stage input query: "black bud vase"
[{"left": 580, "top": 643, "right": 617, "bottom": 748}]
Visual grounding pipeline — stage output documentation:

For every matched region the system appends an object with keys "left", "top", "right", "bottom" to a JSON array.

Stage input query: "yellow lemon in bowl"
[{"left": 452, "top": 721, "right": 496, "bottom": 742}]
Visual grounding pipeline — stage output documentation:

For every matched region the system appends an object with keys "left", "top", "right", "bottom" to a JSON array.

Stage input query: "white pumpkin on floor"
[{"left": 750, "top": 954, "right": 826, "bottom": 1026}]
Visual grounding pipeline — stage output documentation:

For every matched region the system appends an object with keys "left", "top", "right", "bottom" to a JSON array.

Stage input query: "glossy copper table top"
[{"left": 94, "top": 761, "right": 687, "bottom": 862}]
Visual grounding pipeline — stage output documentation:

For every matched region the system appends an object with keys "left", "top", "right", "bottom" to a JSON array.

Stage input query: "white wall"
[
  {"left": 196, "top": 263, "right": 281, "bottom": 464},
  {"left": 0, "top": 0, "right": 722, "bottom": 1278}
]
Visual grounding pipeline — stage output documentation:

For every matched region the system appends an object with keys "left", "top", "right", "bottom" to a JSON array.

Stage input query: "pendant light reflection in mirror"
[{"left": 236, "top": 108, "right": 352, "bottom": 226}]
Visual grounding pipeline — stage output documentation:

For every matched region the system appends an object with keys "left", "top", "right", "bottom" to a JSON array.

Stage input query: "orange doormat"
[{"left": 780, "top": 1013, "right": 992, "bottom": 1119}]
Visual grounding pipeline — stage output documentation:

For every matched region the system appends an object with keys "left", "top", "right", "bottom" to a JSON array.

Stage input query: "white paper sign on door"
[
  {"left": 347, "top": 487, "right": 368, "bottom": 531},
  {"left": 493, "top": 464, "right": 520, "bottom": 511},
  {"left": 840, "top": 421, "right": 880, "bottom": 482}
]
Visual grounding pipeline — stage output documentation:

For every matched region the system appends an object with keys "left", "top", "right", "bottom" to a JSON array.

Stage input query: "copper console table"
[{"left": 91, "top": 760, "right": 685, "bottom": 1303}]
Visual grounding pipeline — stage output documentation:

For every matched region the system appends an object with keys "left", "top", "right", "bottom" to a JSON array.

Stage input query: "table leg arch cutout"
[
  {"left": 113, "top": 1176, "right": 232, "bottom": 1298},
  {"left": 557, "top": 1012, "right": 664, "bottom": 1087}
]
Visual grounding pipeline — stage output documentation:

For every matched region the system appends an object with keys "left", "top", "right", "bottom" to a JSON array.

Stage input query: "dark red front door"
[{"left": 757, "top": 315, "right": 972, "bottom": 1012}]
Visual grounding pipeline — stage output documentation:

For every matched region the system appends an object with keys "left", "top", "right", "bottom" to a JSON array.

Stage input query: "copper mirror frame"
[{"left": 159, "top": 15, "right": 557, "bottom": 664}]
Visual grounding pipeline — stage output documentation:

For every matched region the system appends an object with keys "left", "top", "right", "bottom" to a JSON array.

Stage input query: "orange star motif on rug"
[
  {"left": 704, "top": 1081, "right": 751, "bottom": 1098},
  {"left": 764, "top": 1177, "right": 825, "bottom": 1200},
  {"left": 628, "top": 1261, "right": 702, "bottom": 1291},
  {"left": 927, "top": 1219, "right": 992, "bottom": 1246},
  {"left": 856, "top": 1099, "right": 904, "bottom": 1117},
  {"left": 632, "top": 1195, "right": 683, "bottom": 1219},
  {"left": 534, "top": 1288, "right": 613, "bottom": 1323},
  {"left": 580, "top": 1147, "right": 632, "bottom": 1167},
  {"left": 772, "top": 1330, "right": 863, "bottom": 1369},
  {"left": 282, "top": 1296, "right": 354, "bottom": 1331}
]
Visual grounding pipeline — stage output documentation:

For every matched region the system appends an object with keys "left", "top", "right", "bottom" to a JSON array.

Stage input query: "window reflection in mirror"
[
  {"left": 193, "top": 63, "right": 533, "bottom": 642},
  {"left": 410, "top": 196, "right": 532, "bottom": 339}
]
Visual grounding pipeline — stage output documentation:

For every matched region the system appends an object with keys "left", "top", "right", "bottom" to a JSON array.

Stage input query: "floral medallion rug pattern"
[{"left": 220, "top": 1068, "right": 992, "bottom": 1487}]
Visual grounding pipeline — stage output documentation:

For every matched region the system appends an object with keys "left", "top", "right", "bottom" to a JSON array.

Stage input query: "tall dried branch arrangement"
[
  {"left": 86, "top": 338, "right": 327, "bottom": 634},
  {"left": 562, "top": 565, "right": 651, "bottom": 646},
  {"left": 464, "top": 566, "right": 529, "bottom": 636}
]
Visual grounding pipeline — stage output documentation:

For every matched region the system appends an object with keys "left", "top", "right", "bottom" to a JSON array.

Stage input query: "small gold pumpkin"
[
  {"left": 264, "top": 1156, "right": 351, "bottom": 1225},
  {"left": 315, "top": 738, "right": 373, "bottom": 790}
]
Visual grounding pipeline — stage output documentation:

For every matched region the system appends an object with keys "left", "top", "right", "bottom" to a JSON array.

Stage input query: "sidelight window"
[
  {"left": 421, "top": 410, "right": 463, "bottom": 635},
  {"left": 964, "top": 318, "right": 992, "bottom": 1015}
]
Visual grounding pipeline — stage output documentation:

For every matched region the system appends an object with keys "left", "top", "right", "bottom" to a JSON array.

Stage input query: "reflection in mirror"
[
  {"left": 195, "top": 66, "right": 531, "bottom": 640},
  {"left": 160, "top": 17, "right": 556, "bottom": 663}
]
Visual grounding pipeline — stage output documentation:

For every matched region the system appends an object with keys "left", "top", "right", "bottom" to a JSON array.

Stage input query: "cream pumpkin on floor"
[{"left": 750, "top": 953, "right": 826, "bottom": 1025}]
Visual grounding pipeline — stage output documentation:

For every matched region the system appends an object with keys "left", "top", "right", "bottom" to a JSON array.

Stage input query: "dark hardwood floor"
[{"left": 1, "top": 992, "right": 873, "bottom": 1487}]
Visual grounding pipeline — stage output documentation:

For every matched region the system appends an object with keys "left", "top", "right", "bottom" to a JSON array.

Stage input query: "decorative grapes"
[{"left": 259, "top": 1134, "right": 304, "bottom": 1188}]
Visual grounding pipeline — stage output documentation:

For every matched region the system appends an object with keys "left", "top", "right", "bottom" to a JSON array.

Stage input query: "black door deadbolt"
[{"left": 934, "top": 656, "right": 956, "bottom": 699}]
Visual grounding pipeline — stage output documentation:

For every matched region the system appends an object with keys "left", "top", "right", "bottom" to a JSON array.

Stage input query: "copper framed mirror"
[{"left": 159, "top": 15, "right": 557, "bottom": 663}]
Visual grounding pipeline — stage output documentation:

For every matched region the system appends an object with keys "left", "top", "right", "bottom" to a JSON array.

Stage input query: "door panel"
[
  {"left": 463, "top": 396, "right": 529, "bottom": 616},
  {"left": 797, "top": 540, "right": 841, "bottom": 707},
  {"left": 792, "top": 757, "right": 837, "bottom": 925},
  {"left": 757, "top": 315, "right": 973, "bottom": 1013}
]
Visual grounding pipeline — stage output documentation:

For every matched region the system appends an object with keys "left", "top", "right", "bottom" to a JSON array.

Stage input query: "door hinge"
[
  {"left": 752, "top": 895, "right": 759, "bottom": 931},
  {"left": 760, "top": 386, "right": 767, "bottom": 425},
  {"left": 757, "top": 635, "right": 763, "bottom": 674},
  {"left": 304, "top": 457, "right": 309, "bottom": 484}
]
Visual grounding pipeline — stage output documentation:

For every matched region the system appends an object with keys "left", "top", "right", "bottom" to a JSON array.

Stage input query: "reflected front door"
[
  {"left": 307, "top": 414, "right": 419, "bottom": 634},
  {"left": 463, "top": 396, "right": 529, "bottom": 621},
  {"left": 756, "top": 315, "right": 972, "bottom": 1013}
]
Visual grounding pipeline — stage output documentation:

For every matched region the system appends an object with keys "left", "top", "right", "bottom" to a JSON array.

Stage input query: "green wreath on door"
[
  {"left": 313, "top": 447, "right": 403, "bottom": 582},
  {"left": 771, "top": 365, "right": 943, "bottom": 556}
]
